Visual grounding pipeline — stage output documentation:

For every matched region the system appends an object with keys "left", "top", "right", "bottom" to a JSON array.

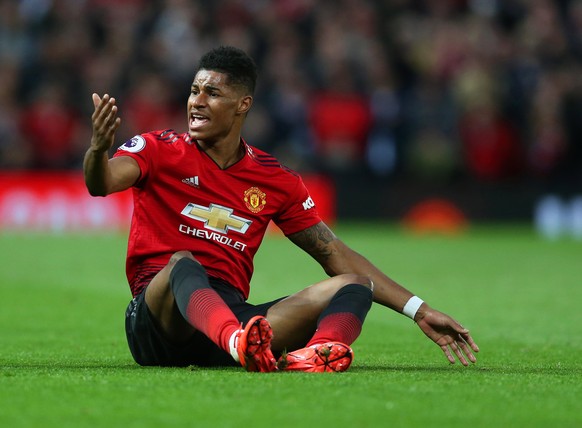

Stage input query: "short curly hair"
[{"left": 196, "top": 46, "right": 258, "bottom": 95}]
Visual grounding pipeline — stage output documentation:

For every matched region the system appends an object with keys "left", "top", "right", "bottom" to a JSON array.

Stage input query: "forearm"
[
  {"left": 86, "top": 93, "right": 127, "bottom": 196},
  {"left": 83, "top": 147, "right": 112, "bottom": 197},
  {"left": 289, "top": 221, "right": 426, "bottom": 316},
  {"left": 323, "top": 241, "right": 417, "bottom": 313}
]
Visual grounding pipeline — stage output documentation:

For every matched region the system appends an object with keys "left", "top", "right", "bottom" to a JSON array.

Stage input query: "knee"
[
  {"left": 166, "top": 250, "right": 202, "bottom": 279},
  {"left": 167, "top": 251, "right": 207, "bottom": 293},
  {"left": 168, "top": 251, "right": 199, "bottom": 268},
  {"left": 339, "top": 274, "right": 374, "bottom": 291}
]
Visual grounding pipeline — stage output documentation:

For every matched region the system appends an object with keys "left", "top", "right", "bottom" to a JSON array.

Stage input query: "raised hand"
[{"left": 90, "top": 93, "right": 121, "bottom": 153}]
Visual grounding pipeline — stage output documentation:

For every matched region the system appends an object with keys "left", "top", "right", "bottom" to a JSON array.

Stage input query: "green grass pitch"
[{"left": 1, "top": 223, "right": 581, "bottom": 427}]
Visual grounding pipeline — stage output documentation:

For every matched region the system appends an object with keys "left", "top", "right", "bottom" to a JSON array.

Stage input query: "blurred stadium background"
[{"left": 1, "top": 0, "right": 581, "bottom": 237}]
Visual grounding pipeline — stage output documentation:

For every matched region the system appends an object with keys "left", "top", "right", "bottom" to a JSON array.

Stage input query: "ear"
[{"left": 237, "top": 95, "right": 253, "bottom": 115}]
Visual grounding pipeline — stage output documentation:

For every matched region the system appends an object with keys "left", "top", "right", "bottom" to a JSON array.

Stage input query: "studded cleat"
[
  {"left": 231, "top": 316, "right": 277, "bottom": 372},
  {"left": 277, "top": 342, "right": 353, "bottom": 373}
]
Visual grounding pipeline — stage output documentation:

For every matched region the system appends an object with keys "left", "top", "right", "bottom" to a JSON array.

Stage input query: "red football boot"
[
  {"left": 277, "top": 342, "right": 353, "bottom": 373},
  {"left": 231, "top": 316, "right": 277, "bottom": 372}
]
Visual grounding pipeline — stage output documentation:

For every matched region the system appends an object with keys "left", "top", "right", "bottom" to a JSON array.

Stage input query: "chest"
[{"left": 147, "top": 149, "right": 288, "bottom": 221}]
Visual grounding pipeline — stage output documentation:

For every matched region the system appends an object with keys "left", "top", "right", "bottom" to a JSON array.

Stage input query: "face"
[{"left": 187, "top": 69, "right": 252, "bottom": 143}]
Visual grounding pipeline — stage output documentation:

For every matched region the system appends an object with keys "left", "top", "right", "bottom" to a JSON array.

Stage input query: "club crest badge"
[{"left": 243, "top": 187, "right": 266, "bottom": 213}]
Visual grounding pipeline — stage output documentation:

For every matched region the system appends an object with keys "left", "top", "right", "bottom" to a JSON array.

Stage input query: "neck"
[{"left": 198, "top": 138, "right": 244, "bottom": 169}]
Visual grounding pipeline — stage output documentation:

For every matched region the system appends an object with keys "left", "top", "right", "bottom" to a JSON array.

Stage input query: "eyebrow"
[{"left": 191, "top": 83, "right": 222, "bottom": 92}]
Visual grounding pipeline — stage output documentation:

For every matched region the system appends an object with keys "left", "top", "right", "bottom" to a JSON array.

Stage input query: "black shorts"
[{"left": 125, "top": 278, "right": 285, "bottom": 367}]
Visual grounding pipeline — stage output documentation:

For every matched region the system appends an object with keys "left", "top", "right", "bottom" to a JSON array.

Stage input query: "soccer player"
[{"left": 84, "top": 46, "right": 479, "bottom": 373}]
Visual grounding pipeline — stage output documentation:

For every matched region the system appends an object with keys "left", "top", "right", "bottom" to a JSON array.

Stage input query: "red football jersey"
[{"left": 113, "top": 129, "right": 322, "bottom": 298}]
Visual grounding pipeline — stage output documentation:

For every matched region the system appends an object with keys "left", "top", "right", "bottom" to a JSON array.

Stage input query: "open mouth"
[{"left": 189, "top": 113, "right": 209, "bottom": 129}]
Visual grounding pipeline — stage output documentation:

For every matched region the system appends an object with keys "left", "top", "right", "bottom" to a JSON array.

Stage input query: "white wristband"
[{"left": 402, "top": 296, "right": 424, "bottom": 320}]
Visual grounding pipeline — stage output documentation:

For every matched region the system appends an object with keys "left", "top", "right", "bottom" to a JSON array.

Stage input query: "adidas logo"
[{"left": 182, "top": 176, "right": 199, "bottom": 187}]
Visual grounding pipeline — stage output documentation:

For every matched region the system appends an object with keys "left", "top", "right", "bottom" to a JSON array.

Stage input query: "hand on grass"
[{"left": 415, "top": 307, "right": 479, "bottom": 366}]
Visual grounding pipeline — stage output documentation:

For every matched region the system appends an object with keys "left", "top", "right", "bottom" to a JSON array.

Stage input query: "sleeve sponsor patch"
[
  {"left": 302, "top": 196, "right": 315, "bottom": 210},
  {"left": 119, "top": 135, "right": 146, "bottom": 153}
]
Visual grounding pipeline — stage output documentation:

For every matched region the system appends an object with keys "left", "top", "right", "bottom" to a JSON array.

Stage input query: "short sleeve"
[
  {"left": 113, "top": 134, "right": 155, "bottom": 185},
  {"left": 274, "top": 176, "right": 322, "bottom": 236}
]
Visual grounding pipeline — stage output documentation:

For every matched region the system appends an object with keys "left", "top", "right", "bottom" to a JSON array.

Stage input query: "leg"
[
  {"left": 142, "top": 251, "right": 275, "bottom": 371},
  {"left": 267, "top": 273, "right": 373, "bottom": 372},
  {"left": 143, "top": 251, "right": 197, "bottom": 343},
  {"left": 266, "top": 273, "right": 373, "bottom": 352}
]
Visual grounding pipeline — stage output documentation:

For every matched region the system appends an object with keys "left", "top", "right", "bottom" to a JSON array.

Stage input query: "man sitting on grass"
[{"left": 84, "top": 46, "right": 479, "bottom": 372}]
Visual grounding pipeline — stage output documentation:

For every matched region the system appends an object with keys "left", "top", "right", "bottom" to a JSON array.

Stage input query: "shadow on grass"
[
  {"left": 0, "top": 361, "right": 240, "bottom": 372},
  {"left": 2, "top": 361, "right": 579, "bottom": 376},
  {"left": 1, "top": 362, "right": 139, "bottom": 371},
  {"left": 350, "top": 364, "right": 581, "bottom": 375}
]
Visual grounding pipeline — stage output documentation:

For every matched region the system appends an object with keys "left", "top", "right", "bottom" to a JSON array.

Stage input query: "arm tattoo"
[{"left": 288, "top": 222, "right": 337, "bottom": 262}]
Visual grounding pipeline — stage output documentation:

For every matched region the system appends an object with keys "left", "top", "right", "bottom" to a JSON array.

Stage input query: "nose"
[{"left": 189, "top": 92, "right": 207, "bottom": 107}]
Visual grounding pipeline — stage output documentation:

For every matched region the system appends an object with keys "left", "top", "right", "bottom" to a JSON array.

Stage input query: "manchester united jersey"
[{"left": 113, "top": 129, "right": 322, "bottom": 299}]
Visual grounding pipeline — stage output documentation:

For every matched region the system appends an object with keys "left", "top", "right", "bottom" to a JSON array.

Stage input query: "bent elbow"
[{"left": 86, "top": 185, "right": 109, "bottom": 197}]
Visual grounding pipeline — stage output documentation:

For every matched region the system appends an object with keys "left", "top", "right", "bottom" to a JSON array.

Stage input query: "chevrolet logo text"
[
  {"left": 179, "top": 203, "right": 251, "bottom": 252},
  {"left": 178, "top": 224, "right": 247, "bottom": 252}
]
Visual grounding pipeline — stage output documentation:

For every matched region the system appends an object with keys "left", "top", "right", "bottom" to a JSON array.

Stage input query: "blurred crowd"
[{"left": 1, "top": 0, "right": 581, "bottom": 188}]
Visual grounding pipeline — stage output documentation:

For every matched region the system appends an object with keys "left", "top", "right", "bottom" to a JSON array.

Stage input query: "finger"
[
  {"left": 454, "top": 320, "right": 480, "bottom": 354},
  {"left": 92, "top": 94, "right": 112, "bottom": 124},
  {"left": 99, "top": 94, "right": 114, "bottom": 113},
  {"left": 449, "top": 319, "right": 469, "bottom": 335},
  {"left": 97, "top": 93, "right": 111, "bottom": 111},
  {"left": 92, "top": 93, "right": 101, "bottom": 108},
  {"left": 462, "top": 333, "right": 480, "bottom": 353},
  {"left": 105, "top": 117, "right": 121, "bottom": 138},
  {"left": 450, "top": 341, "right": 469, "bottom": 366},
  {"left": 101, "top": 106, "right": 120, "bottom": 136},
  {"left": 456, "top": 337, "right": 477, "bottom": 364},
  {"left": 441, "top": 344, "right": 455, "bottom": 364},
  {"left": 104, "top": 103, "right": 118, "bottom": 124},
  {"left": 95, "top": 97, "right": 118, "bottom": 128},
  {"left": 456, "top": 332, "right": 479, "bottom": 364}
]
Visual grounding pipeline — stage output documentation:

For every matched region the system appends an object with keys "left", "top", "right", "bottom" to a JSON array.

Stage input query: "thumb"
[{"left": 92, "top": 93, "right": 101, "bottom": 108}]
